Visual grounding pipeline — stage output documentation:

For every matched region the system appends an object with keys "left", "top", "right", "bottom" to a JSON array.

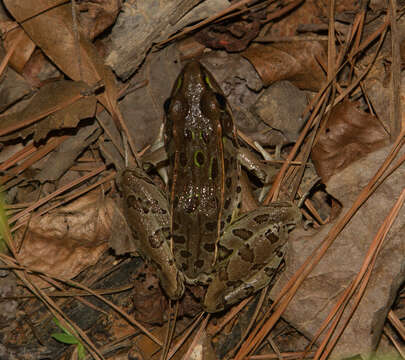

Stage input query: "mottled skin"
[{"left": 121, "top": 61, "right": 301, "bottom": 312}]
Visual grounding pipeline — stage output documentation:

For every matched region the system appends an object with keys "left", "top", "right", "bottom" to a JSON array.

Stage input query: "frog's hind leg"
[
  {"left": 203, "top": 203, "right": 300, "bottom": 313},
  {"left": 204, "top": 242, "right": 287, "bottom": 313}
]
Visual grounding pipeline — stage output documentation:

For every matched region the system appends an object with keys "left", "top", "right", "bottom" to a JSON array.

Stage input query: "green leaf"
[
  {"left": 52, "top": 332, "right": 79, "bottom": 345},
  {"left": 77, "top": 343, "right": 86, "bottom": 359},
  {"left": 0, "top": 193, "right": 11, "bottom": 254},
  {"left": 52, "top": 317, "right": 73, "bottom": 336}
]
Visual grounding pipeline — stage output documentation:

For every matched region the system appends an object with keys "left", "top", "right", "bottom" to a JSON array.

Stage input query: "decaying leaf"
[
  {"left": 0, "top": 64, "right": 32, "bottom": 113},
  {"left": 35, "top": 123, "right": 102, "bottom": 183},
  {"left": 0, "top": 80, "right": 97, "bottom": 142},
  {"left": 3, "top": 0, "right": 118, "bottom": 114},
  {"left": 77, "top": 0, "right": 121, "bottom": 40},
  {"left": 15, "top": 191, "right": 113, "bottom": 286},
  {"left": 243, "top": 42, "right": 327, "bottom": 91},
  {"left": 195, "top": 19, "right": 261, "bottom": 52},
  {"left": 311, "top": 101, "right": 389, "bottom": 182},
  {"left": 1, "top": 22, "right": 36, "bottom": 73}
]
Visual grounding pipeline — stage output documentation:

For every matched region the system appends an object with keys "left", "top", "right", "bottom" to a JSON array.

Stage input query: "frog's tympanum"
[{"left": 121, "top": 61, "right": 301, "bottom": 312}]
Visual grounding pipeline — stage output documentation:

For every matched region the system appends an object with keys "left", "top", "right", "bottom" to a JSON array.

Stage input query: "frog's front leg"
[
  {"left": 120, "top": 168, "right": 185, "bottom": 299},
  {"left": 204, "top": 202, "right": 301, "bottom": 313}
]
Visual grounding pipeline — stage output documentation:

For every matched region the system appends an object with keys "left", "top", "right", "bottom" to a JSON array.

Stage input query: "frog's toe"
[{"left": 159, "top": 269, "right": 185, "bottom": 300}]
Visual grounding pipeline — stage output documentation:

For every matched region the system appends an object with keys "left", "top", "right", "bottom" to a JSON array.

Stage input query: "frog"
[{"left": 120, "top": 61, "right": 301, "bottom": 313}]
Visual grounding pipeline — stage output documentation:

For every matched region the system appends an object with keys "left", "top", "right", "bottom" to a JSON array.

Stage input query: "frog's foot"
[{"left": 203, "top": 244, "right": 287, "bottom": 313}]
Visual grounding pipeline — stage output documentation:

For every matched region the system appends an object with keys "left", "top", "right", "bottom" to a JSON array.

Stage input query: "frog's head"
[{"left": 164, "top": 60, "right": 235, "bottom": 148}]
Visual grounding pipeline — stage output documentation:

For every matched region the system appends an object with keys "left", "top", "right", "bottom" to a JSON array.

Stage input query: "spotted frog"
[{"left": 121, "top": 61, "right": 301, "bottom": 312}]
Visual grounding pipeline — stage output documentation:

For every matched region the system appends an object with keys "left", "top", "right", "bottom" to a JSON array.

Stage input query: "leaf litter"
[{"left": 0, "top": 0, "right": 403, "bottom": 359}]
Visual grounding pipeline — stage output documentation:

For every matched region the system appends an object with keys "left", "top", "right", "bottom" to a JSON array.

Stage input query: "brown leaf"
[
  {"left": 77, "top": 0, "right": 121, "bottom": 40},
  {"left": 15, "top": 191, "right": 112, "bottom": 287},
  {"left": 1, "top": 22, "right": 36, "bottom": 73},
  {"left": 0, "top": 80, "right": 97, "bottom": 142},
  {"left": 4, "top": 1, "right": 118, "bottom": 114},
  {"left": 195, "top": 19, "right": 261, "bottom": 52},
  {"left": 311, "top": 101, "right": 389, "bottom": 182},
  {"left": 242, "top": 42, "right": 327, "bottom": 91},
  {"left": 131, "top": 263, "right": 168, "bottom": 325}
]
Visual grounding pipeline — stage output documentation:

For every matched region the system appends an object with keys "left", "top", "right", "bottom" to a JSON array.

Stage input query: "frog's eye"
[
  {"left": 164, "top": 98, "right": 171, "bottom": 113},
  {"left": 215, "top": 93, "right": 227, "bottom": 109}
]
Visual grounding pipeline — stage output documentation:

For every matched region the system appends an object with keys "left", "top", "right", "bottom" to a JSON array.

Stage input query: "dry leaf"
[
  {"left": 15, "top": 191, "right": 113, "bottom": 286},
  {"left": 243, "top": 42, "right": 327, "bottom": 91},
  {"left": 0, "top": 80, "right": 97, "bottom": 142},
  {"left": 311, "top": 101, "right": 389, "bottom": 182},
  {"left": 77, "top": 0, "right": 121, "bottom": 40},
  {"left": 1, "top": 22, "right": 36, "bottom": 73},
  {"left": 3, "top": 1, "right": 118, "bottom": 114}
]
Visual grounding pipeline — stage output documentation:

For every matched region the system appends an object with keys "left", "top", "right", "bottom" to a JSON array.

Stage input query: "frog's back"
[{"left": 165, "top": 61, "right": 240, "bottom": 281}]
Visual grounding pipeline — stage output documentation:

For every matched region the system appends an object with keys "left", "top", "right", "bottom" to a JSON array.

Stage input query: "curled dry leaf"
[
  {"left": 3, "top": 0, "right": 118, "bottom": 114},
  {"left": 0, "top": 80, "right": 97, "bottom": 142},
  {"left": 195, "top": 19, "right": 261, "bottom": 52},
  {"left": 77, "top": 0, "right": 121, "bottom": 40},
  {"left": 242, "top": 41, "right": 327, "bottom": 91},
  {"left": 311, "top": 101, "right": 389, "bottom": 183},
  {"left": 1, "top": 22, "right": 35, "bottom": 73},
  {"left": 15, "top": 191, "right": 112, "bottom": 287},
  {"left": 0, "top": 62, "right": 32, "bottom": 112}
]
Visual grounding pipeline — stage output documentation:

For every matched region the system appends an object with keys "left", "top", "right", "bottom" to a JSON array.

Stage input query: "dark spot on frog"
[
  {"left": 233, "top": 228, "right": 253, "bottom": 240},
  {"left": 195, "top": 151, "right": 204, "bottom": 166},
  {"left": 251, "top": 263, "right": 263, "bottom": 271},
  {"left": 236, "top": 185, "right": 241, "bottom": 193},
  {"left": 203, "top": 243, "right": 216, "bottom": 252},
  {"left": 226, "top": 214, "right": 232, "bottom": 223},
  {"left": 194, "top": 259, "right": 204, "bottom": 269},
  {"left": 205, "top": 221, "right": 217, "bottom": 232},
  {"left": 238, "top": 244, "right": 254, "bottom": 263},
  {"left": 126, "top": 195, "right": 138, "bottom": 208},
  {"left": 254, "top": 214, "right": 270, "bottom": 224},
  {"left": 224, "top": 158, "right": 229, "bottom": 172},
  {"left": 181, "top": 263, "right": 188, "bottom": 271},
  {"left": 264, "top": 267, "right": 276, "bottom": 277},
  {"left": 226, "top": 177, "right": 232, "bottom": 189},
  {"left": 180, "top": 250, "right": 192, "bottom": 258},
  {"left": 173, "top": 235, "right": 186, "bottom": 244},
  {"left": 275, "top": 247, "right": 284, "bottom": 257},
  {"left": 224, "top": 198, "right": 231, "bottom": 210},
  {"left": 180, "top": 152, "right": 187, "bottom": 167},
  {"left": 220, "top": 111, "right": 233, "bottom": 135},
  {"left": 265, "top": 229, "right": 278, "bottom": 244},
  {"left": 211, "top": 157, "right": 218, "bottom": 180}
]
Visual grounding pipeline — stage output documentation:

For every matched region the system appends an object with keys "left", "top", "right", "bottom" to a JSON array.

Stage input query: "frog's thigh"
[
  {"left": 121, "top": 170, "right": 185, "bottom": 300},
  {"left": 204, "top": 207, "right": 289, "bottom": 312}
]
